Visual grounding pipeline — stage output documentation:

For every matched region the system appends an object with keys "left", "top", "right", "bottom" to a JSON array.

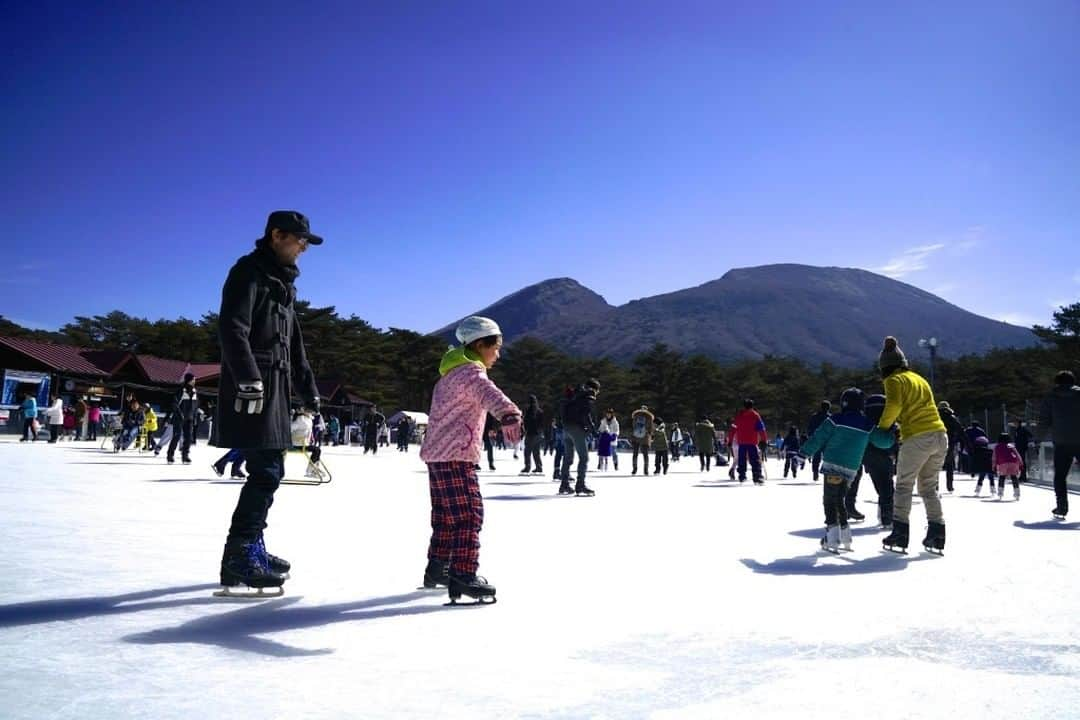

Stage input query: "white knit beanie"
[{"left": 455, "top": 316, "right": 502, "bottom": 346}]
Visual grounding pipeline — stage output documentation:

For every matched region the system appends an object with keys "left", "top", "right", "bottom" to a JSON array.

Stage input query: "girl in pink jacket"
[
  {"left": 419, "top": 316, "right": 521, "bottom": 604},
  {"left": 993, "top": 433, "right": 1024, "bottom": 501}
]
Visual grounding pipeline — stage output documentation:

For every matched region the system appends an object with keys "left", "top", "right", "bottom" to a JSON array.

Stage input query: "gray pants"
[
  {"left": 523, "top": 433, "right": 543, "bottom": 472},
  {"left": 893, "top": 430, "right": 948, "bottom": 524},
  {"left": 561, "top": 425, "right": 589, "bottom": 484}
]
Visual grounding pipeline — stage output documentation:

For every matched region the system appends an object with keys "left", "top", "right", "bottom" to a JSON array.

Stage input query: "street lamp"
[{"left": 918, "top": 337, "right": 938, "bottom": 391}]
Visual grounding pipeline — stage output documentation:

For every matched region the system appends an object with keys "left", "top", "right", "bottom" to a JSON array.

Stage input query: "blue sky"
[{"left": 3, "top": 1, "right": 1078, "bottom": 334}]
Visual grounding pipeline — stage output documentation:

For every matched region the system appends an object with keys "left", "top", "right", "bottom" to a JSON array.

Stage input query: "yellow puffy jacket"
[
  {"left": 144, "top": 407, "right": 158, "bottom": 433},
  {"left": 877, "top": 369, "right": 946, "bottom": 441}
]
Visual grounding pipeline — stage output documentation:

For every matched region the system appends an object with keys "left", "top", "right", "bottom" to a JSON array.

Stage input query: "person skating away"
[
  {"left": 1040, "top": 370, "right": 1080, "bottom": 519},
  {"left": 971, "top": 435, "right": 994, "bottom": 496},
  {"left": 213, "top": 210, "right": 323, "bottom": 596},
  {"left": 652, "top": 418, "right": 670, "bottom": 475},
  {"left": 782, "top": 425, "right": 801, "bottom": 478},
  {"left": 1011, "top": 419, "right": 1033, "bottom": 483},
  {"left": 807, "top": 401, "right": 832, "bottom": 481},
  {"left": 559, "top": 379, "right": 601, "bottom": 495},
  {"left": 598, "top": 409, "right": 620, "bottom": 471},
  {"left": 863, "top": 394, "right": 897, "bottom": 528},
  {"left": 396, "top": 416, "right": 412, "bottom": 452},
  {"left": 733, "top": 399, "right": 768, "bottom": 484},
  {"left": 629, "top": 405, "right": 655, "bottom": 475},
  {"left": 937, "top": 401, "right": 966, "bottom": 493},
  {"left": 875, "top": 337, "right": 949, "bottom": 554},
  {"left": 694, "top": 417, "right": 715, "bottom": 472},
  {"left": 520, "top": 395, "right": 545, "bottom": 475},
  {"left": 800, "top": 388, "right": 887, "bottom": 552},
  {"left": 166, "top": 373, "right": 199, "bottom": 464},
  {"left": 419, "top": 316, "right": 521, "bottom": 603},
  {"left": 212, "top": 448, "right": 248, "bottom": 479},
  {"left": 992, "top": 432, "right": 1024, "bottom": 501}
]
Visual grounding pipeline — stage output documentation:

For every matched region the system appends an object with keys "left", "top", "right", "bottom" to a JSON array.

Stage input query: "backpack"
[{"left": 633, "top": 414, "right": 648, "bottom": 439}]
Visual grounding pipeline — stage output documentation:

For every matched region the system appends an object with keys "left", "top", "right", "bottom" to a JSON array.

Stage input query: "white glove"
[{"left": 234, "top": 380, "right": 264, "bottom": 414}]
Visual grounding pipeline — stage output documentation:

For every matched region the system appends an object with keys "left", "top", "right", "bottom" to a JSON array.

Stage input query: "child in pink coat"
[
  {"left": 419, "top": 316, "right": 521, "bottom": 604},
  {"left": 993, "top": 432, "right": 1024, "bottom": 501}
]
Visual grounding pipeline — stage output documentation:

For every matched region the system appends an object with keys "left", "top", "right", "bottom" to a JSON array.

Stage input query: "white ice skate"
[
  {"left": 997, "top": 485, "right": 1004, "bottom": 500},
  {"left": 1013, "top": 488, "right": 1020, "bottom": 501},
  {"left": 820, "top": 525, "right": 840, "bottom": 554},
  {"left": 840, "top": 525, "right": 852, "bottom": 551}
]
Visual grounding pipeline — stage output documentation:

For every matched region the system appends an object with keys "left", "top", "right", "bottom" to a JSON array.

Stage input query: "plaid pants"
[{"left": 427, "top": 461, "right": 484, "bottom": 575}]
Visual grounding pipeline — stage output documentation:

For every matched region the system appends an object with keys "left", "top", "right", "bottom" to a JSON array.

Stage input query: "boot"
[
  {"left": 882, "top": 520, "right": 910, "bottom": 553},
  {"left": 820, "top": 525, "right": 840, "bottom": 553},
  {"left": 558, "top": 479, "right": 574, "bottom": 495},
  {"left": 255, "top": 534, "right": 291, "bottom": 575},
  {"left": 840, "top": 525, "right": 853, "bottom": 551},
  {"left": 575, "top": 480, "right": 595, "bottom": 496},
  {"left": 922, "top": 521, "right": 946, "bottom": 554},
  {"left": 846, "top": 506, "right": 865, "bottom": 522},
  {"left": 422, "top": 558, "right": 449, "bottom": 589},
  {"left": 220, "top": 541, "right": 285, "bottom": 588},
  {"left": 447, "top": 569, "right": 495, "bottom": 603}
]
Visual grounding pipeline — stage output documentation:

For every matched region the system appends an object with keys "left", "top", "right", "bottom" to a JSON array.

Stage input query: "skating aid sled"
[{"left": 280, "top": 448, "right": 333, "bottom": 485}]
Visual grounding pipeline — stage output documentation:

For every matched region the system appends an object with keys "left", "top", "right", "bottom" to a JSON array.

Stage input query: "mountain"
[{"left": 434, "top": 265, "right": 1038, "bottom": 367}]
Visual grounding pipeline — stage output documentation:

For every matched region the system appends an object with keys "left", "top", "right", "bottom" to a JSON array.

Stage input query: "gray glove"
[{"left": 234, "top": 380, "right": 264, "bottom": 414}]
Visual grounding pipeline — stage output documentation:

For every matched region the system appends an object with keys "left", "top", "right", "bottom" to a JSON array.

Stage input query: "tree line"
[{"left": 2, "top": 302, "right": 1076, "bottom": 436}]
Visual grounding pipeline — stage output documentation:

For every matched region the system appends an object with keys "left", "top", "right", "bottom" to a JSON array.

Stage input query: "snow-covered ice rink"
[{"left": 1, "top": 438, "right": 1078, "bottom": 719}]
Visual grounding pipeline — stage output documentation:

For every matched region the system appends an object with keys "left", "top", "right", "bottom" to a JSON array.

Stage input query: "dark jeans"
[
  {"left": 653, "top": 449, "right": 669, "bottom": 475},
  {"left": 943, "top": 442, "right": 957, "bottom": 491},
  {"left": 863, "top": 447, "right": 894, "bottom": 524},
  {"left": 216, "top": 448, "right": 245, "bottom": 474},
  {"left": 88, "top": 420, "right": 98, "bottom": 441},
  {"left": 227, "top": 449, "right": 284, "bottom": 544},
  {"left": 167, "top": 421, "right": 193, "bottom": 461},
  {"left": 552, "top": 437, "right": 564, "bottom": 477},
  {"left": 483, "top": 436, "right": 495, "bottom": 470},
  {"left": 1017, "top": 445, "right": 1029, "bottom": 482},
  {"left": 822, "top": 471, "right": 850, "bottom": 526},
  {"left": 49, "top": 423, "right": 61, "bottom": 443},
  {"left": 561, "top": 425, "right": 589, "bottom": 484},
  {"left": 737, "top": 444, "right": 762, "bottom": 480},
  {"left": 812, "top": 451, "right": 823, "bottom": 480},
  {"left": 632, "top": 439, "right": 650, "bottom": 474},
  {"left": 1053, "top": 443, "right": 1080, "bottom": 515},
  {"left": 783, "top": 452, "right": 800, "bottom": 477},
  {"left": 22, "top": 418, "right": 37, "bottom": 441},
  {"left": 523, "top": 434, "right": 543, "bottom": 472},
  {"left": 699, "top": 451, "right": 711, "bottom": 471}
]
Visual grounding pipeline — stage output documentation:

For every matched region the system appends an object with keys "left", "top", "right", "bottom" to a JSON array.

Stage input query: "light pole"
[{"left": 918, "top": 337, "right": 938, "bottom": 391}]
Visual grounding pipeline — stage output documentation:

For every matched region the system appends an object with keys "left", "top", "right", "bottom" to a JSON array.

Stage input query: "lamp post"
[{"left": 918, "top": 337, "right": 938, "bottom": 391}]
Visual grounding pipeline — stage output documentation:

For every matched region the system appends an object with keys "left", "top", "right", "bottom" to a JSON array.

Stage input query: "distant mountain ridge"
[{"left": 435, "top": 265, "right": 1037, "bottom": 367}]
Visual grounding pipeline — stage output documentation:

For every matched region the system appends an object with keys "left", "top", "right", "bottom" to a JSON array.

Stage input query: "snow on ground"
[{"left": 1, "top": 438, "right": 1078, "bottom": 719}]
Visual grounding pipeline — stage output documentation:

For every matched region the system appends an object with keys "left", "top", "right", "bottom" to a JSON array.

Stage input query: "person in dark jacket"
[
  {"left": 782, "top": 425, "right": 801, "bottom": 478},
  {"left": 964, "top": 421, "right": 989, "bottom": 477},
  {"left": 520, "top": 395, "right": 544, "bottom": 474},
  {"left": 806, "top": 401, "right": 831, "bottom": 481},
  {"left": 114, "top": 397, "right": 146, "bottom": 451},
  {"left": 213, "top": 210, "right": 322, "bottom": 594},
  {"left": 166, "top": 372, "right": 199, "bottom": 464},
  {"left": 396, "top": 416, "right": 412, "bottom": 452},
  {"left": 364, "top": 407, "right": 385, "bottom": 454},
  {"left": 1041, "top": 370, "right": 1080, "bottom": 518},
  {"left": 1012, "top": 419, "right": 1033, "bottom": 483},
  {"left": 863, "top": 394, "right": 897, "bottom": 528},
  {"left": 559, "top": 379, "right": 600, "bottom": 496},
  {"left": 937, "top": 401, "right": 966, "bottom": 492}
]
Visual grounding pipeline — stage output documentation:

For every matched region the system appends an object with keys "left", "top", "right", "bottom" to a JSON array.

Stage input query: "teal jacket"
[
  {"left": 801, "top": 410, "right": 892, "bottom": 474},
  {"left": 21, "top": 397, "right": 38, "bottom": 419}
]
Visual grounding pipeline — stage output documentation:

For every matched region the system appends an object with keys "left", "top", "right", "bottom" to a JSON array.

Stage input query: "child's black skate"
[
  {"left": 1052, "top": 506, "right": 1068, "bottom": 520},
  {"left": 215, "top": 541, "right": 285, "bottom": 598},
  {"left": 421, "top": 558, "right": 449, "bottom": 589},
  {"left": 557, "top": 479, "right": 574, "bottom": 495},
  {"left": 256, "top": 535, "right": 291, "bottom": 576},
  {"left": 846, "top": 507, "right": 865, "bottom": 522},
  {"left": 922, "top": 521, "right": 946, "bottom": 555},
  {"left": 575, "top": 481, "right": 595, "bottom": 497},
  {"left": 446, "top": 570, "right": 496, "bottom": 605},
  {"left": 882, "top": 520, "right": 910, "bottom": 554}
]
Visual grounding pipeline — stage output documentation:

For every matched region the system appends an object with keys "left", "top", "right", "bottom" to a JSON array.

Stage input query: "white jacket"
[
  {"left": 47, "top": 399, "right": 64, "bottom": 424},
  {"left": 598, "top": 416, "right": 620, "bottom": 437}
]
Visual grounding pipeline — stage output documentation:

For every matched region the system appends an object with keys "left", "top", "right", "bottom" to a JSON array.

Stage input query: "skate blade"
[
  {"left": 820, "top": 547, "right": 840, "bottom": 555},
  {"left": 443, "top": 596, "right": 496, "bottom": 607},
  {"left": 923, "top": 547, "right": 945, "bottom": 556},
  {"left": 882, "top": 545, "right": 908, "bottom": 555},
  {"left": 213, "top": 585, "right": 285, "bottom": 600},
  {"left": 416, "top": 585, "right": 447, "bottom": 591}
]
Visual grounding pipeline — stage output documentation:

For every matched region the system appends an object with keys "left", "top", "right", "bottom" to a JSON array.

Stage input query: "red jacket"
[{"left": 732, "top": 409, "right": 767, "bottom": 445}]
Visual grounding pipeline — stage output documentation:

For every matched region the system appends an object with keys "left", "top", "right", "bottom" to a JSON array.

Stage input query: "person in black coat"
[
  {"left": 559, "top": 379, "right": 600, "bottom": 496},
  {"left": 166, "top": 373, "right": 199, "bottom": 464},
  {"left": 937, "top": 401, "right": 967, "bottom": 492},
  {"left": 520, "top": 395, "right": 544, "bottom": 474},
  {"left": 213, "top": 210, "right": 322, "bottom": 593}
]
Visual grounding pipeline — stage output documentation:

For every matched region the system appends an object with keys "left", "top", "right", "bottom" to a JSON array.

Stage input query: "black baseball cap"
[{"left": 265, "top": 210, "right": 324, "bottom": 245}]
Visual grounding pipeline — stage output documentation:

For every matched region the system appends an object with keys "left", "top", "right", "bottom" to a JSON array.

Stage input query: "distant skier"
[
  {"left": 213, "top": 210, "right": 323, "bottom": 596},
  {"left": 732, "top": 399, "right": 767, "bottom": 484},
  {"left": 420, "top": 316, "right": 521, "bottom": 603},
  {"left": 875, "top": 337, "right": 948, "bottom": 554},
  {"left": 559, "top": 379, "right": 601, "bottom": 495}
]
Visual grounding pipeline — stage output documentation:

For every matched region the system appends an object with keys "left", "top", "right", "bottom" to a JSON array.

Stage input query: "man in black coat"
[
  {"left": 520, "top": 394, "right": 544, "bottom": 475},
  {"left": 937, "top": 401, "right": 967, "bottom": 492},
  {"left": 213, "top": 210, "right": 322, "bottom": 592},
  {"left": 166, "top": 372, "right": 199, "bottom": 464},
  {"left": 559, "top": 379, "right": 600, "bottom": 496}
]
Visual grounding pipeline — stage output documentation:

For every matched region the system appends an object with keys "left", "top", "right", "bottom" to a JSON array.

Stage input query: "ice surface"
[{"left": 1, "top": 439, "right": 1078, "bottom": 719}]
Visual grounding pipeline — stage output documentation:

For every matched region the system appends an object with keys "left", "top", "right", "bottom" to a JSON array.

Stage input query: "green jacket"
[
  {"left": 652, "top": 424, "right": 669, "bottom": 451},
  {"left": 694, "top": 421, "right": 715, "bottom": 451}
]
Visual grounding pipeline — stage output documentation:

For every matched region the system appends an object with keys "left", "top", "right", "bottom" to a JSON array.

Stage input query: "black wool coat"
[{"left": 212, "top": 245, "right": 319, "bottom": 450}]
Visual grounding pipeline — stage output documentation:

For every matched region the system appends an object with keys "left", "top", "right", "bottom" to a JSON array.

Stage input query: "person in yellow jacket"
[
  {"left": 876, "top": 336, "right": 948, "bottom": 554},
  {"left": 143, "top": 404, "right": 159, "bottom": 451}
]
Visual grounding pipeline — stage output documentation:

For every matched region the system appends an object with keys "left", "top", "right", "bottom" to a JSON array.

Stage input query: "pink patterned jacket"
[{"left": 420, "top": 362, "right": 520, "bottom": 464}]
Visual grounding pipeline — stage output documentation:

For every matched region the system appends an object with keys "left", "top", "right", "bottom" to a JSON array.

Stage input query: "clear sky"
[{"left": 3, "top": 1, "right": 1078, "bottom": 334}]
